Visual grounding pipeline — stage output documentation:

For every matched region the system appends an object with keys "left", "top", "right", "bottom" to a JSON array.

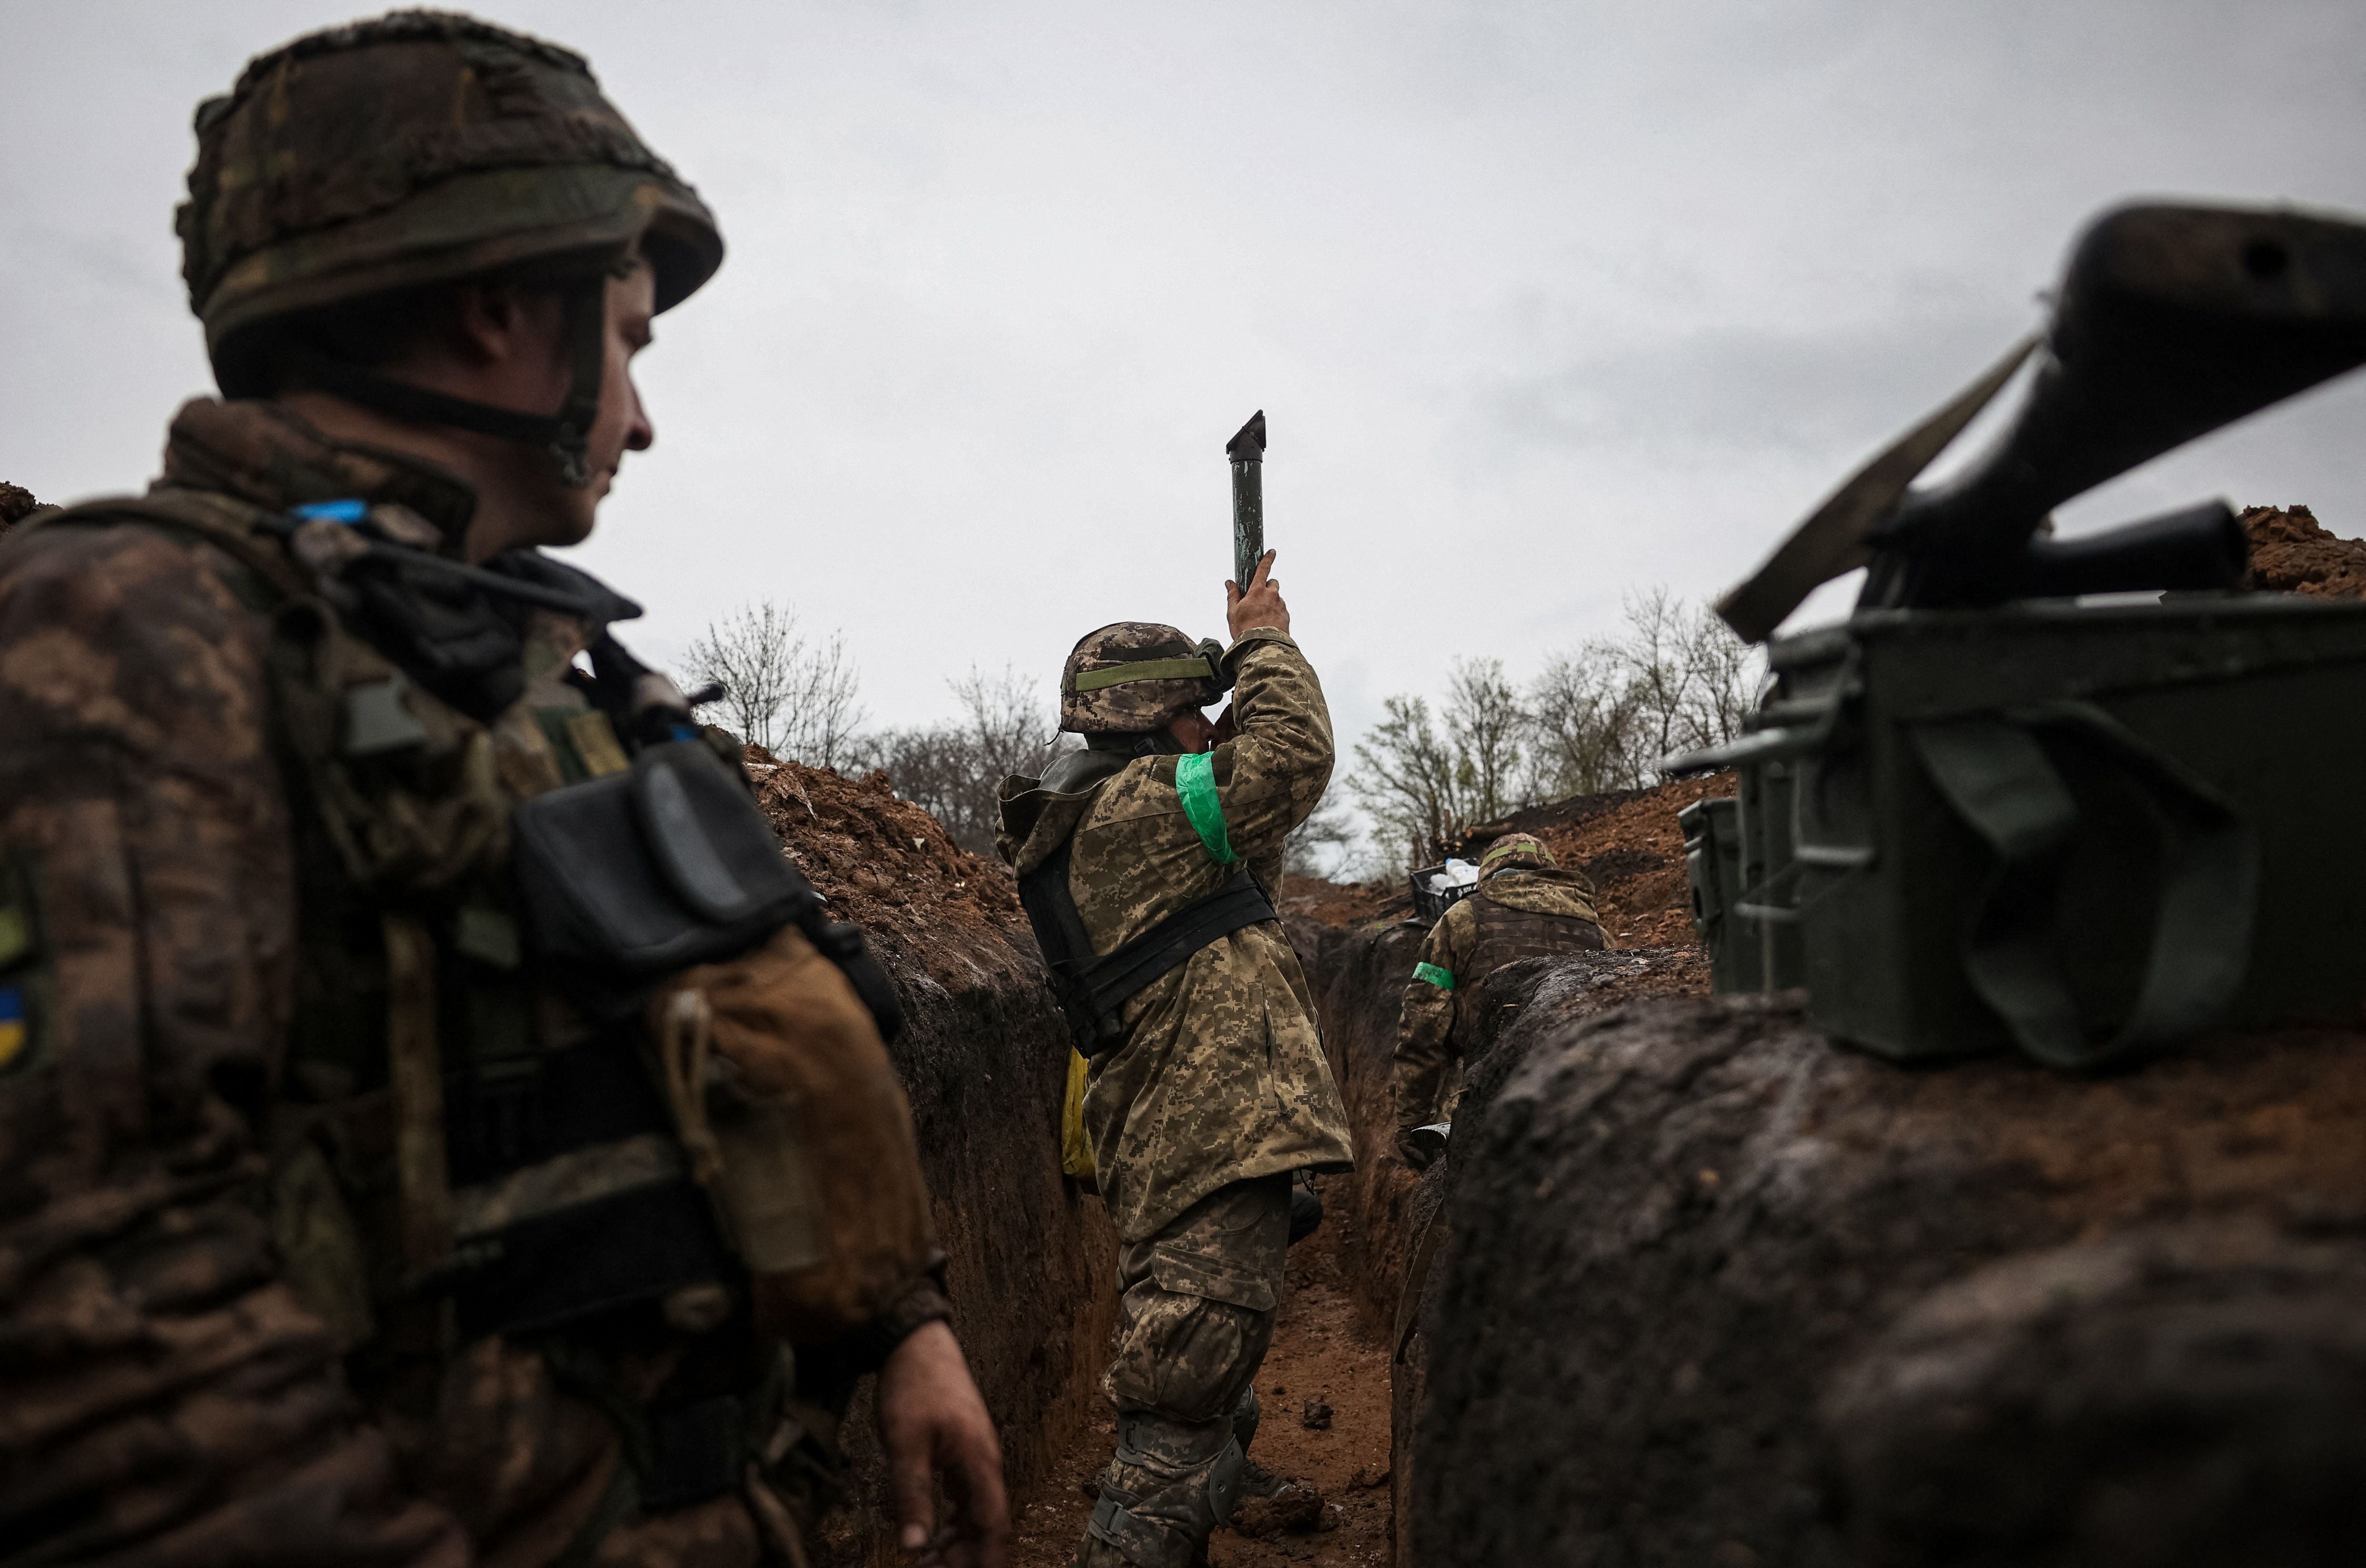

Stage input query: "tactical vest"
[
  {"left": 1014, "top": 747, "right": 1277, "bottom": 1056},
  {"left": 1465, "top": 888, "right": 1606, "bottom": 979},
  {"left": 29, "top": 487, "right": 892, "bottom": 1522}
]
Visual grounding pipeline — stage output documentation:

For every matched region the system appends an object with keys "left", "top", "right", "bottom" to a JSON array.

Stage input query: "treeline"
[
  {"left": 1346, "top": 589, "right": 1758, "bottom": 874},
  {"left": 681, "top": 589, "right": 1756, "bottom": 878},
  {"left": 680, "top": 601, "right": 1047, "bottom": 857}
]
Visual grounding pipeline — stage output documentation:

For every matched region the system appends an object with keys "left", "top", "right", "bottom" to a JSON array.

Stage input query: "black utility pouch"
[
  {"left": 514, "top": 739, "right": 820, "bottom": 978},
  {"left": 513, "top": 739, "right": 906, "bottom": 1041}
]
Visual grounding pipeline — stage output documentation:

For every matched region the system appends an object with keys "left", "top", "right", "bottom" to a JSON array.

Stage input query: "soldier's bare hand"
[
  {"left": 878, "top": 1322, "right": 1008, "bottom": 1566},
  {"left": 1227, "top": 548, "right": 1289, "bottom": 639}
]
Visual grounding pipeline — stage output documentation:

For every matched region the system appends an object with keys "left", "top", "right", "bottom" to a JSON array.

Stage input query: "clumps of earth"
[
  {"left": 743, "top": 745, "right": 1021, "bottom": 968},
  {"left": 1, "top": 481, "right": 42, "bottom": 539},
  {"left": 2242, "top": 503, "right": 2366, "bottom": 599}
]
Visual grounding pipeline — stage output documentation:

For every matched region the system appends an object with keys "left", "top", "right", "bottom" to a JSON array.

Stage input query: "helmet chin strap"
[{"left": 282, "top": 270, "right": 609, "bottom": 487}]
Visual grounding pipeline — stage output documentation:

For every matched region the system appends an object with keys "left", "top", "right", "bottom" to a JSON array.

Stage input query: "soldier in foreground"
[
  {"left": 0, "top": 14, "right": 1003, "bottom": 1566},
  {"left": 996, "top": 554, "right": 1353, "bottom": 1568},
  {"left": 1391, "top": 832, "right": 1605, "bottom": 1168}
]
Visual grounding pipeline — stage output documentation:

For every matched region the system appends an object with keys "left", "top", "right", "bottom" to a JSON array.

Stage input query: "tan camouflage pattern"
[
  {"left": 1058, "top": 620, "right": 1225, "bottom": 735},
  {"left": 181, "top": 11, "right": 721, "bottom": 389},
  {"left": 1391, "top": 868, "right": 1605, "bottom": 1142},
  {"left": 1082, "top": 1174, "right": 1289, "bottom": 1568},
  {"left": 1001, "top": 630, "right": 1353, "bottom": 1243},
  {"left": 1102, "top": 1174, "right": 1289, "bottom": 1422},
  {"left": 0, "top": 399, "right": 911, "bottom": 1566},
  {"left": 1475, "top": 830, "right": 1555, "bottom": 873}
]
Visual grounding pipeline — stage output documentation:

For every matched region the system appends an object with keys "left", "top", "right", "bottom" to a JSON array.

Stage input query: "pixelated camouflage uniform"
[
  {"left": 0, "top": 15, "right": 947, "bottom": 1562},
  {"left": 996, "top": 627, "right": 1352, "bottom": 1568},
  {"left": 0, "top": 396, "right": 949, "bottom": 1567},
  {"left": 1391, "top": 836, "right": 1604, "bottom": 1158}
]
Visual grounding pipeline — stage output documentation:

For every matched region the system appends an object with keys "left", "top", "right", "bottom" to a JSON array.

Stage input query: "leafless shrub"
[
  {"left": 683, "top": 599, "right": 867, "bottom": 769},
  {"left": 859, "top": 665, "right": 1055, "bottom": 856},
  {"left": 1354, "top": 590, "right": 1762, "bottom": 872}
]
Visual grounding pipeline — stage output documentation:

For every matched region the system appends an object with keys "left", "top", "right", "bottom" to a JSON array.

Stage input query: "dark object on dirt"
[
  {"left": 1677, "top": 595, "right": 2366, "bottom": 1071},
  {"left": 1230, "top": 1486, "right": 1325, "bottom": 1538},
  {"left": 1414, "top": 989, "right": 2366, "bottom": 1566},
  {"left": 1350, "top": 1465, "right": 1391, "bottom": 1491},
  {"left": 1408, "top": 860, "right": 1479, "bottom": 924},
  {"left": 1080, "top": 1479, "right": 1102, "bottom": 1500},
  {"left": 1287, "top": 1173, "right": 1324, "bottom": 1246},
  {"left": 1300, "top": 1398, "right": 1332, "bottom": 1430},
  {"left": 2243, "top": 503, "right": 2366, "bottom": 598}
]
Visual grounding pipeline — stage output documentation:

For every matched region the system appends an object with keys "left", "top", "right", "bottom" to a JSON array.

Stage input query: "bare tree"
[
  {"left": 1284, "top": 792, "right": 1364, "bottom": 882},
  {"left": 1524, "top": 652, "right": 1644, "bottom": 798},
  {"left": 683, "top": 600, "right": 868, "bottom": 768},
  {"left": 1446, "top": 657, "right": 1526, "bottom": 826},
  {"left": 1349, "top": 695, "right": 1466, "bottom": 871},
  {"left": 860, "top": 664, "right": 1055, "bottom": 856}
]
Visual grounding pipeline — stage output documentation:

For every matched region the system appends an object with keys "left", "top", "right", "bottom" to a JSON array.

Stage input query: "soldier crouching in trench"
[
  {"left": 1391, "top": 832, "right": 1605, "bottom": 1169},
  {"left": 995, "top": 553, "right": 1354, "bottom": 1568},
  {"left": 0, "top": 14, "right": 1006, "bottom": 1566}
]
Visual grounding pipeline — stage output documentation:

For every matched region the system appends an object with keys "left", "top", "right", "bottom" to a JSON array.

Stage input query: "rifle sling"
[{"left": 1019, "top": 839, "right": 1276, "bottom": 1058}]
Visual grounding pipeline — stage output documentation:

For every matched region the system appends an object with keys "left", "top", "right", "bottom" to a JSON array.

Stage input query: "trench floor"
[{"left": 1007, "top": 1190, "right": 1397, "bottom": 1566}]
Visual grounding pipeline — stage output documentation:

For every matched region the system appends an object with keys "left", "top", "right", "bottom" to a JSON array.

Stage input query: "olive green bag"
[{"left": 1679, "top": 596, "right": 2366, "bottom": 1071}]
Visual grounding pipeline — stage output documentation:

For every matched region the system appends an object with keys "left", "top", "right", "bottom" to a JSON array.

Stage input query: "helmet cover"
[
  {"left": 180, "top": 9, "right": 723, "bottom": 395},
  {"left": 1060, "top": 622, "right": 1227, "bottom": 735}
]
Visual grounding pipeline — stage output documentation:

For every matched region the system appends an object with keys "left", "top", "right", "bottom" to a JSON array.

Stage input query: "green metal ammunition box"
[{"left": 1679, "top": 596, "right": 2366, "bottom": 1070}]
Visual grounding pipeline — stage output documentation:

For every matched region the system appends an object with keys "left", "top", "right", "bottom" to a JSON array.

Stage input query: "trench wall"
[
  {"left": 1416, "top": 993, "right": 2366, "bottom": 1566},
  {"left": 755, "top": 758, "right": 1118, "bottom": 1564}
]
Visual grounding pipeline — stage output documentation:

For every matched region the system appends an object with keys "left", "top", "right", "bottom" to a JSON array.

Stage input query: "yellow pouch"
[{"left": 1061, "top": 1048, "right": 1096, "bottom": 1182}]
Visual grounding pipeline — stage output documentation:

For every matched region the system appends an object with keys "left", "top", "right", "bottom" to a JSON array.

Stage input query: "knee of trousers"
[{"left": 1103, "top": 1287, "right": 1275, "bottom": 1424}]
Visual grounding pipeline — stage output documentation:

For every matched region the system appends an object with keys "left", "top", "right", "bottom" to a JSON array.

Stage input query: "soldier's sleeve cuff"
[
  {"left": 788, "top": 1256, "right": 954, "bottom": 1383},
  {"left": 1221, "top": 628, "right": 1298, "bottom": 674}
]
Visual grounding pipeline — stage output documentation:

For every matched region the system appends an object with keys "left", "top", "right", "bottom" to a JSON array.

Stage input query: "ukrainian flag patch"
[{"left": 0, "top": 986, "right": 25, "bottom": 1073}]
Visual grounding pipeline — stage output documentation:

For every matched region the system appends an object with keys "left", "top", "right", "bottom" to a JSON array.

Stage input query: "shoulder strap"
[
  {"left": 1017, "top": 830, "right": 1277, "bottom": 1057},
  {"left": 14, "top": 490, "right": 317, "bottom": 605}
]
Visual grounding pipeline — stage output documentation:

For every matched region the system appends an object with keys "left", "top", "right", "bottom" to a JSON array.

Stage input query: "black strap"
[
  {"left": 1019, "top": 839, "right": 1277, "bottom": 1057},
  {"left": 281, "top": 270, "right": 609, "bottom": 486},
  {"left": 1912, "top": 700, "right": 2258, "bottom": 1072}
]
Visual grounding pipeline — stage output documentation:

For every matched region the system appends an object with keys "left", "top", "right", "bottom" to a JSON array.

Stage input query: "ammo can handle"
[{"left": 1911, "top": 702, "right": 2258, "bottom": 1072}]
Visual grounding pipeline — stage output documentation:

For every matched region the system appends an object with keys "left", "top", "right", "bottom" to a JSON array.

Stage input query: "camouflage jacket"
[
  {"left": 0, "top": 400, "right": 926, "bottom": 1567},
  {"left": 1391, "top": 868, "right": 1604, "bottom": 1133},
  {"left": 997, "top": 633, "right": 1353, "bottom": 1242}
]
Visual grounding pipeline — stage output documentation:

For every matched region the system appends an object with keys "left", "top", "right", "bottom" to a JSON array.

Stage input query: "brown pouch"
[{"left": 650, "top": 925, "right": 940, "bottom": 1343}]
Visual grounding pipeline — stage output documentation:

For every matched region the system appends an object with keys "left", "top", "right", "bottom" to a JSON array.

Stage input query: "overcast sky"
[{"left": 6, "top": 0, "right": 2365, "bottom": 801}]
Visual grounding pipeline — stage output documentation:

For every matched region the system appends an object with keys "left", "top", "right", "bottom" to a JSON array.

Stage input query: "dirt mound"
[
  {"left": 0, "top": 481, "right": 39, "bottom": 539},
  {"left": 1417, "top": 993, "right": 2366, "bottom": 1566},
  {"left": 2242, "top": 503, "right": 2366, "bottom": 599},
  {"left": 1290, "top": 774, "right": 1738, "bottom": 951},
  {"left": 748, "top": 748, "right": 1018, "bottom": 956},
  {"left": 1277, "top": 874, "right": 1405, "bottom": 928}
]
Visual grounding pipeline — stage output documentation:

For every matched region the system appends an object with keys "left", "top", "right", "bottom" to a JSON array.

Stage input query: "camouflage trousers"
[{"left": 1079, "top": 1174, "right": 1291, "bottom": 1568}]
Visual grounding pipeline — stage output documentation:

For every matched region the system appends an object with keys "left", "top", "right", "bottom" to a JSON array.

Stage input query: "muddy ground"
[{"left": 1007, "top": 1186, "right": 1397, "bottom": 1568}]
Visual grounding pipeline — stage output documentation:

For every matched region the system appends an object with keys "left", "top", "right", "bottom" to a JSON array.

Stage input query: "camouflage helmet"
[
  {"left": 179, "top": 11, "right": 722, "bottom": 479},
  {"left": 1477, "top": 832, "right": 1556, "bottom": 877},
  {"left": 1060, "top": 622, "right": 1228, "bottom": 734}
]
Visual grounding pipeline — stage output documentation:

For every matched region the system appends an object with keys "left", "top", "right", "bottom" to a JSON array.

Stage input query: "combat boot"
[{"left": 1076, "top": 1412, "right": 1244, "bottom": 1568}]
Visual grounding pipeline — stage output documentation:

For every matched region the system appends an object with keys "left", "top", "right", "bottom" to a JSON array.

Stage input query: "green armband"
[
  {"left": 1174, "top": 751, "right": 1238, "bottom": 864},
  {"left": 1414, "top": 961, "right": 1455, "bottom": 991}
]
